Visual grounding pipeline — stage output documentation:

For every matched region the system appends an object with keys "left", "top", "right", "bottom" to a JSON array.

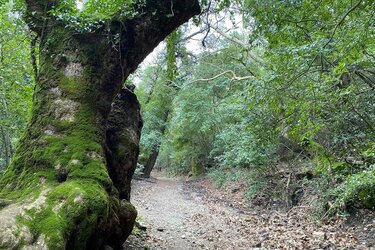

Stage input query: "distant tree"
[{"left": 139, "top": 30, "right": 182, "bottom": 178}]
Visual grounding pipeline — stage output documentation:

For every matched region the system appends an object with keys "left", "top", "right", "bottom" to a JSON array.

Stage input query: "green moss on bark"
[
  {"left": 59, "top": 75, "right": 87, "bottom": 99},
  {"left": 18, "top": 179, "right": 109, "bottom": 249}
]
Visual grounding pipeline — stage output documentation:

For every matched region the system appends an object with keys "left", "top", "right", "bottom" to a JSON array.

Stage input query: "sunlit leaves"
[{"left": 49, "top": 0, "right": 146, "bottom": 32}]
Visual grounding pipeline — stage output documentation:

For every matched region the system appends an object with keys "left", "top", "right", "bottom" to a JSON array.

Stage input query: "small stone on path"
[{"left": 312, "top": 231, "right": 326, "bottom": 240}]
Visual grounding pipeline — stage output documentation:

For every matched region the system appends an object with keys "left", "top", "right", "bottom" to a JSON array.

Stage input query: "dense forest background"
[{"left": 1, "top": 0, "right": 374, "bottom": 220}]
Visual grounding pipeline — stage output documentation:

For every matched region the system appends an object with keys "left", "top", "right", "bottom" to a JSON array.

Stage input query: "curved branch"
[
  {"left": 169, "top": 70, "right": 253, "bottom": 89},
  {"left": 323, "top": 0, "right": 363, "bottom": 48},
  {"left": 191, "top": 70, "right": 253, "bottom": 83}
]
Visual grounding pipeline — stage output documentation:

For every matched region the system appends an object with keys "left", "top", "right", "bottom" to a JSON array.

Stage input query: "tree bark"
[
  {"left": 141, "top": 109, "right": 169, "bottom": 178},
  {"left": 142, "top": 148, "right": 160, "bottom": 178},
  {"left": 0, "top": 1, "right": 200, "bottom": 249},
  {"left": 0, "top": 99, "right": 13, "bottom": 169},
  {"left": 106, "top": 87, "right": 143, "bottom": 201},
  {"left": 0, "top": 126, "right": 12, "bottom": 168}
]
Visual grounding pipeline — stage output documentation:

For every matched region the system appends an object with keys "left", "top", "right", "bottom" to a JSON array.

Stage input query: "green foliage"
[
  {"left": 243, "top": 0, "right": 375, "bottom": 211},
  {"left": 166, "top": 30, "right": 180, "bottom": 81},
  {"left": 137, "top": 30, "right": 183, "bottom": 174},
  {"left": 332, "top": 165, "right": 375, "bottom": 210},
  {"left": 208, "top": 167, "right": 254, "bottom": 188},
  {"left": 49, "top": 0, "right": 146, "bottom": 32},
  {"left": 138, "top": 0, "right": 374, "bottom": 213},
  {"left": 0, "top": 2, "right": 34, "bottom": 172},
  {"left": 155, "top": 43, "right": 278, "bottom": 174},
  {"left": 137, "top": 64, "right": 175, "bottom": 157}
]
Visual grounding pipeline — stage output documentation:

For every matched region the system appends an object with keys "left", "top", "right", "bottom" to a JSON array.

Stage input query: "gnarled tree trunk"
[
  {"left": 0, "top": 1, "right": 200, "bottom": 249},
  {"left": 106, "top": 87, "right": 143, "bottom": 201}
]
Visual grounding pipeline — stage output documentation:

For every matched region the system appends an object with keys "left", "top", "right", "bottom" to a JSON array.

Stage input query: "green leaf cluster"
[{"left": 0, "top": 1, "right": 34, "bottom": 171}]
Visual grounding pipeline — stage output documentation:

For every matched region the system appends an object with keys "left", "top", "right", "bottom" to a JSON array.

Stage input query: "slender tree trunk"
[
  {"left": 142, "top": 148, "right": 160, "bottom": 178},
  {"left": 0, "top": 1, "right": 200, "bottom": 249},
  {"left": 141, "top": 110, "right": 169, "bottom": 178},
  {"left": 0, "top": 125, "right": 12, "bottom": 167},
  {"left": 0, "top": 99, "right": 13, "bottom": 168}
]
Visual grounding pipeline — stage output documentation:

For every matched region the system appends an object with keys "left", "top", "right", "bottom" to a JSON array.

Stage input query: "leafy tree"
[
  {"left": 245, "top": 0, "right": 375, "bottom": 209},
  {"left": 0, "top": 1, "right": 33, "bottom": 172},
  {"left": 139, "top": 0, "right": 374, "bottom": 212},
  {"left": 138, "top": 30, "right": 182, "bottom": 178}
]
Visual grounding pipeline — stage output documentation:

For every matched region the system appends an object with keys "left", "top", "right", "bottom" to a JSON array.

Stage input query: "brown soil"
[{"left": 123, "top": 172, "right": 375, "bottom": 250}]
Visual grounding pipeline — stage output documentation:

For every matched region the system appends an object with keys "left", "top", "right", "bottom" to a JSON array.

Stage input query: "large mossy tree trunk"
[{"left": 0, "top": 1, "right": 200, "bottom": 249}]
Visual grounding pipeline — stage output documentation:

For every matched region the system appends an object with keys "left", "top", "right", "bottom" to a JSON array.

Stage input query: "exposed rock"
[
  {"left": 24, "top": 189, "right": 50, "bottom": 212},
  {"left": 24, "top": 235, "right": 48, "bottom": 250},
  {"left": 70, "top": 159, "right": 79, "bottom": 165},
  {"left": 49, "top": 86, "right": 62, "bottom": 96},
  {"left": 44, "top": 129, "right": 54, "bottom": 135},
  {"left": 312, "top": 231, "right": 327, "bottom": 240}
]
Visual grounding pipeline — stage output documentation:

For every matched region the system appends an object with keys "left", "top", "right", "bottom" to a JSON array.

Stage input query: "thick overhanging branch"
[
  {"left": 94, "top": 0, "right": 200, "bottom": 105},
  {"left": 118, "top": 0, "right": 201, "bottom": 72}
]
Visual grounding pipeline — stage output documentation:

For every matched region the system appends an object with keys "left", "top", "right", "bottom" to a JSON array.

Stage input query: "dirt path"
[
  {"left": 123, "top": 174, "right": 374, "bottom": 250},
  {"left": 130, "top": 176, "right": 203, "bottom": 249},
  {"left": 124, "top": 175, "right": 250, "bottom": 249}
]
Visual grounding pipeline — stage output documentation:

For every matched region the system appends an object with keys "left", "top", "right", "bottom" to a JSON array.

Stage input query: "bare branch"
[
  {"left": 189, "top": 70, "right": 253, "bottom": 85},
  {"left": 203, "top": 20, "right": 265, "bottom": 65},
  {"left": 324, "top": 0, "right": 363, "bottom": 48},
  {"left": 180, "top": 28, "right": 208, "bottom": 42}
]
